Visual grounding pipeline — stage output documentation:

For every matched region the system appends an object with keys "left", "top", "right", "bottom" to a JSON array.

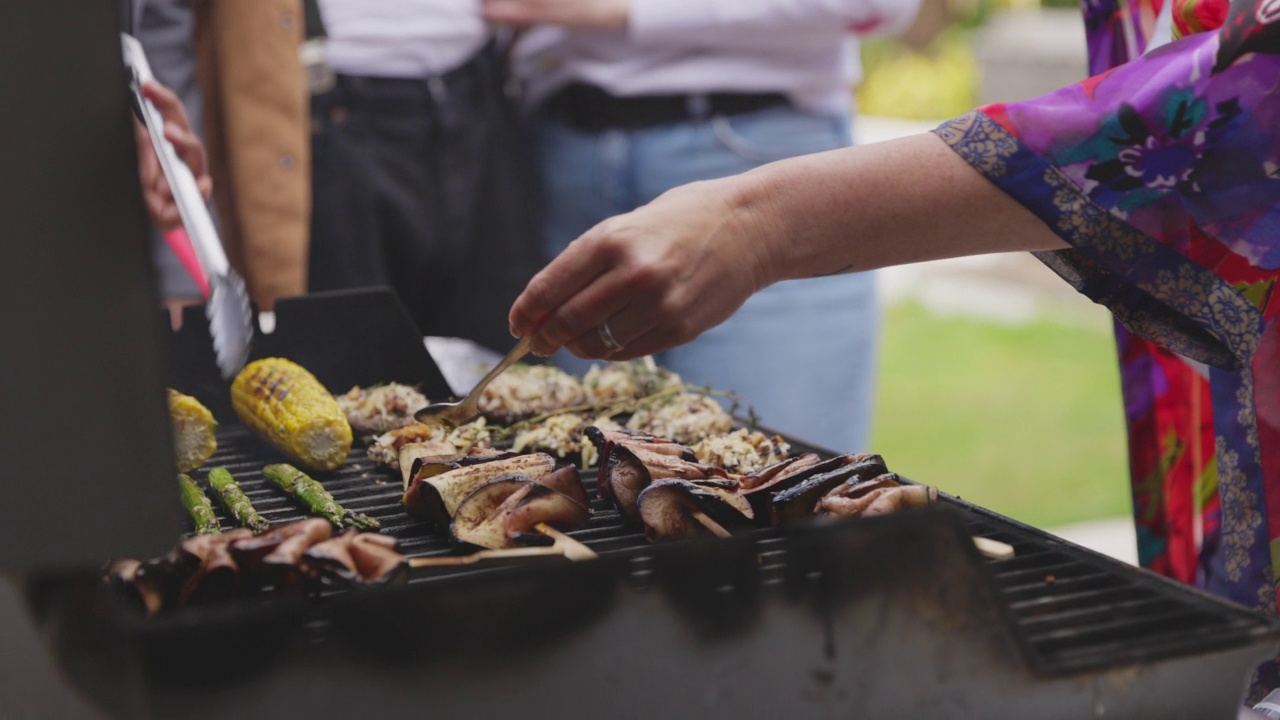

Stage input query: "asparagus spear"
[
  {"left": 207, "top": 467, "right": 269, "bottom": 533},
  {"left": 178, "top": 473, "right": 221, "bottom": 535},
  {"left": 262, "top": 463, "right": 380, "bottom": 531}
]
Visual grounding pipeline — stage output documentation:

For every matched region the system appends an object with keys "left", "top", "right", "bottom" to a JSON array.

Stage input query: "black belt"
[{"left": 543, "top": 82, "right": 789, "bottom": 133}]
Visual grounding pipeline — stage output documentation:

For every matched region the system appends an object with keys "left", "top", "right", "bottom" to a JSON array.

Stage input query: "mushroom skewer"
[
  {"left": 688, "top": 509, "right": 732, "bottom": 539},
  {"left": 410, "top": 524, "right": 596, "bottom": 567}
]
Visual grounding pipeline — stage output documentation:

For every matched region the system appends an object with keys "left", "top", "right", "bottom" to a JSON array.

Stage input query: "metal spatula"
[{"left": 121, "top": 33, "right": 252, "bottom": 379}]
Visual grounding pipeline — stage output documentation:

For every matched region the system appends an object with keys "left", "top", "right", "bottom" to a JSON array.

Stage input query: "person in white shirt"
[
  {"left": 489, "top": 0, "right": 920, "bottom": 452},
  {"left": 308, "top": 0, "right": 543, "bottom": 352}
]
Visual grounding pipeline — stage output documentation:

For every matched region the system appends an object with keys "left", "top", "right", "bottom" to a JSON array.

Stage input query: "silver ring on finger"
[{"left": 597, "top": 319, "right": 625, "bottom": 353}]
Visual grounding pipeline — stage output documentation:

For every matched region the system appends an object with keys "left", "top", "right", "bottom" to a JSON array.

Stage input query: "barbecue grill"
[
  {"left": 15, "top": 289, "right": 1273, "bottom": 720},
  {"left": 4, "top": 6, "right": 1278, "bottom": 718}
]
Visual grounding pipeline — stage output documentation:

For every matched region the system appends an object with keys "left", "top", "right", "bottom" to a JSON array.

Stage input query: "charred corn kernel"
[
  {"left": 169, "top": 389, "right": 218, "bottom": 472},
  {"left": 231, "top": 358, "right": 352, "bottom": 471}
]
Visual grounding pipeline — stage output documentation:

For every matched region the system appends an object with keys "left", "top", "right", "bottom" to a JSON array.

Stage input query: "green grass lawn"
[{"left": 871, "top": 301, "right": 1132, "bottom": 529}]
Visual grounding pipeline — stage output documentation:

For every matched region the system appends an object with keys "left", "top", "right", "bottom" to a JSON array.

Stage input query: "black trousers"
[{"left": 309, "top": 46, "right": 543, "bottom": 353}]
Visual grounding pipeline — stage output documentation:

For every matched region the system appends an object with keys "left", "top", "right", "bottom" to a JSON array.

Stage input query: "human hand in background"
[
  {"left": 482, "top": 0, "right": 629, "bottom": 31},
  {"left": 508, "top": 175, "right": 775, "bottom": 360},
  {"left": 134, "top": 80, "right": 211, "bottom": 231}
]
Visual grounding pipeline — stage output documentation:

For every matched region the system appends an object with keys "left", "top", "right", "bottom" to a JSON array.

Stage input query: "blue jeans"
[{"left": 534, "top": 105, "right": 879, "bottom": 452}]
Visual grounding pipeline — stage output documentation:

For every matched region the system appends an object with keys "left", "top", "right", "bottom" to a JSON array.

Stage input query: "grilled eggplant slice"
[
  {"left": 637, "top": 479, "right": 754, "bottom": 542},
  {"left": 770, "top": 455, "right": 888, "bottom": 527},
  {"left": 451, "top": 477, "right": 590, "bottom": 550},
  {"left": 404, "top": 453, "right": 555, "bottom": 525},
  {"left": 738, "top": 453, "right": 820, "bottom": 491},
  {"left": 742, "top": 454, "right": 859, "bottom": 516}
]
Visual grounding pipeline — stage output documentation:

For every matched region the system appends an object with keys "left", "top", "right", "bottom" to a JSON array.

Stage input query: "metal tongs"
[{"left": 121, "top": 33, "right": 252, "bottom": 379}]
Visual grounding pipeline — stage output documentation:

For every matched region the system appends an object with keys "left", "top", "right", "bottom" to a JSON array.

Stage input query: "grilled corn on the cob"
[
  {"left": 169, "top": 389, "right": 218, "bottom": 472},
  {"left": 231, "top": 358, "right": 353, "bottom": 471}
]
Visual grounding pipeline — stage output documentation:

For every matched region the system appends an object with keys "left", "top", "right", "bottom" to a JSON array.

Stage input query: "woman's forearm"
[
  {"left": 509, "top": 132, "right": 1070, "bottom": 359},
  {"left": 729, "top": 132, "right": 1068, "bottom": 284}
]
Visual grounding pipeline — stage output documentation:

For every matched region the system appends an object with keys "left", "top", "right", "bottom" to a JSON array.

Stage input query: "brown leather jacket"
[{"left": 194, "top": 0, "right": 309, "bottom": 310}]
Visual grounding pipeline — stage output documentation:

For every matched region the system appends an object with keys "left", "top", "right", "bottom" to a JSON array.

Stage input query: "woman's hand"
[
  {"left": 509, "top": 133, "right": 1071, "bottom": 361},
  {"left": 509, "top": 175, "right": 777, "bottom": 359},
  {"left": 135, "top": 81, "right": 212, "bottom": 231}
]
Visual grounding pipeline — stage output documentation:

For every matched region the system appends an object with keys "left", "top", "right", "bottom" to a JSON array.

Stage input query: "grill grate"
[{"left": 193, "top": 424, "right": 1270, "bottom": 677}]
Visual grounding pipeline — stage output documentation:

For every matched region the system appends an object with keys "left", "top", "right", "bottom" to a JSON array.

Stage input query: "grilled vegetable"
[
  {"left": 770, "top": 454, "right": 889, "bottom": 527},
  {"left": 169, "top": 389, "right": 217, "bottom": 472},
  {"left": 638, "top": 478, "right": 754, "bottom": 543},
  {"left": 263, "top": 463, "right": 380, "bottom": 530},
  {"left": 404, "top": 453, "right": 555, "bottom": 526},
  {"left": 176, "top": 529, "right": 253, "bottom": 605},
  {"left": 232, "top": 358, "right": 353, "bottom": 472},
  {"left": 451, "top": 476, "right": 590, "bottom": 550},
  {"left": 207, "top": 467, "right": 269, "bottom": 533},
  {"left": 300, "top": 530, "right": 408, "bottom": 588},
  {"left": 178, "top": 473, "right": 220, "bottom": 535},
  {"left": 603, "top": 444, "right": 726, "bottom": 523}
]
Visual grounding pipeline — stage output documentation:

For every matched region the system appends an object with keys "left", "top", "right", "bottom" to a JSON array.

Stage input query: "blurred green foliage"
[
  {"left": 872, "top": 301, "right": 1131, "bottom": 529},
  {"left": 856, "top": 29, "right": 980, "bottom": 120}
]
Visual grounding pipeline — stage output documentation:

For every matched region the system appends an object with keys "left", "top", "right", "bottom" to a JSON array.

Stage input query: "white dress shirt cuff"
[{"left": 629, "top": 0, "right": 722, "bottom": 41}]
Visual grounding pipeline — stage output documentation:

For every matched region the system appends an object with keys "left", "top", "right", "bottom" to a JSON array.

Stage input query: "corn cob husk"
[
  {"left": 231, "top": 358, "right": 353, "bottom": 472},
  {"left": 207, "top": 467, "right": 270, "bottom": 533},
  {"left": 169, "top": 389, "right": 218, "bottom": 472},
  {"left": 178, "top": 474, "right": 220, "bottom": 535}
]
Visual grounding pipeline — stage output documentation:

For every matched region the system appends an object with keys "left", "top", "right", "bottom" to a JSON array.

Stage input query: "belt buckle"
[{"left": 300, "top": 39, "right": 337, "bottom": 95}]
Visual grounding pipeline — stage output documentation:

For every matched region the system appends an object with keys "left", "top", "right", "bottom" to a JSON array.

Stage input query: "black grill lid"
[{"left": 0, "top": 0, "right": 180, "bottom": 570}]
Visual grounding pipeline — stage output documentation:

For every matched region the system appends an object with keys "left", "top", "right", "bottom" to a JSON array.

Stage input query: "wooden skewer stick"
[
  {"left": 972, "top": 536, "right": 1015, "bottom": 561},
  {"left": 409, "top": 523, "right": 598, "bottom": 568},
  {"left": 690, "top": 509, "right": 732, "bottom": 539},
  {"left": 533, "top": 522, "right": 598, "bottom": 561},
  {"left": 410, "top": 546, "right": 564, "bottom": 568}
]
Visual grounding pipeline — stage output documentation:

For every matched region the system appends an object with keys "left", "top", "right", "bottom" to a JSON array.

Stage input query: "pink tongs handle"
[{"left": 163, "top": 227, "right": 210, "bottom": 299}]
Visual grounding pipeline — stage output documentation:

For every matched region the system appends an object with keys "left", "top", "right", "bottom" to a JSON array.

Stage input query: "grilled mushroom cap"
[
  {"left": 349, "top": 533, "right": 408, "bottom": 585},
  {"left": 504, "top": 484, "right": 591, "bottom": 544},
  {"left": 106, "top": 558, "right": 171, "bottom": 616},
  {"left": 586, "top": 426, "right": 696, "bottom": 502},
  {"left": 235, "top": 518, "right": 334, "bottom": 592},
  {"left": 405, "top": 453, "right": 556, "bottom": 526},
  {"left": 177, "top": 529, "right": 254, "bottom": 606},
  {"left": 300, "top": 530, "right": 362, "bottom": 587},
  {"left": 637, "top": 478, "right": 754, "bottom": 542},
  {"left": 606, "top": 444, "right": 727, "bottom": 523}
]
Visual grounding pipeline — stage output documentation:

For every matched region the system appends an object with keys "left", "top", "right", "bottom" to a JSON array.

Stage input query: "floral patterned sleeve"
[{"left": 935, "top": 0, "right": 1280, "bottom": 696}]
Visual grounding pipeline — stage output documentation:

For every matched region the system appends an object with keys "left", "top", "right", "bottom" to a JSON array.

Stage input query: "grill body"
[{"left": 30, "top": 290, "right": 1280, "bottom": 719}]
